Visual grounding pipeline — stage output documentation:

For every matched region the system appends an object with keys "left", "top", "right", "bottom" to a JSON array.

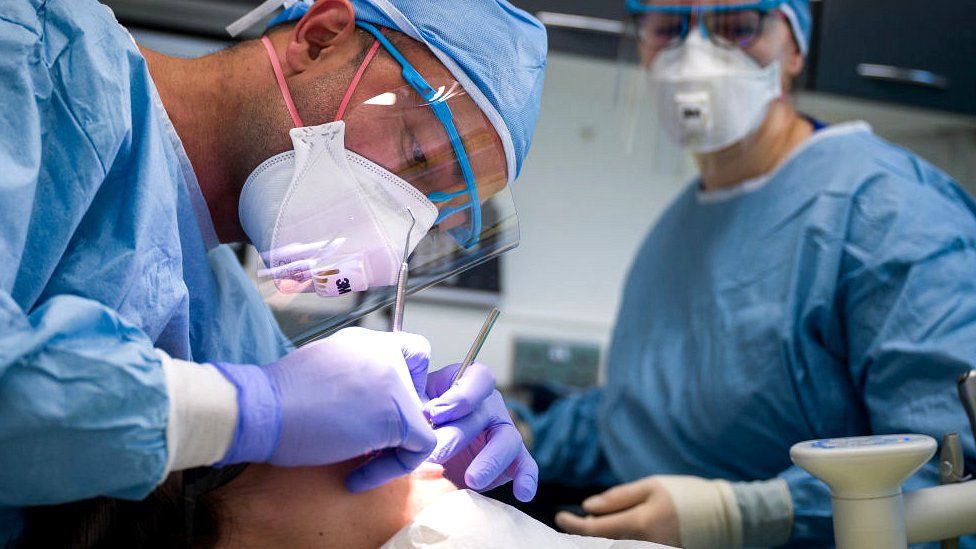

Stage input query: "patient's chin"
[{"left": 216, "top": 461, "right": 459, "bottom": 548}]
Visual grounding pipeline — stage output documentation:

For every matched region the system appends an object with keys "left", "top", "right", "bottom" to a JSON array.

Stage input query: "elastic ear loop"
[
  {"left": 260, "top": 36, "right": 305, "bottom": 128},
  {"left": 334, "top": 40, "right": 381, "bottom": 121},
  {"left": 260, "top": 35, "right": 381, "bottom": 127}
]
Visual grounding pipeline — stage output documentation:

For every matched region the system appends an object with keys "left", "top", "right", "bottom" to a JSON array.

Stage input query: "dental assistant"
[
  {"left": 0, "top": 0, "right": 546, "bottom": 542},
  {"left": 520, "top": 1, "right": 976, "bottom": 547}
]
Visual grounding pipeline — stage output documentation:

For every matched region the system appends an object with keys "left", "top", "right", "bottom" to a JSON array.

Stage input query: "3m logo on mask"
[
  {"left": 335, "top": 278, "right": 352, "bottom": 295},
  {"left": 681, "top": 106, "right": 703, "bottom": 121},
  {"left": 675, "top": 91, "right": 710, "bottom": 132}
]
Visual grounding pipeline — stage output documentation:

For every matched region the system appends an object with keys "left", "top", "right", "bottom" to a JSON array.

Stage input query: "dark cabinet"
[
  {"left": 516, "top": 0, "right": 975, "bottom": 115},
  {"left": 511, "top": 0, "right": 629, "bottom": 60},
  {"left": 810, "top": 0, "right": 975, "bottom": 114}
]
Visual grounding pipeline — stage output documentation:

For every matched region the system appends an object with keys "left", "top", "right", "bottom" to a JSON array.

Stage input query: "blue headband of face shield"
[
  {"left": 355, "top": 22, "right": 483, "bottom": 249},
  {"left": 625, "top": 0, "right": 811, "bottom": 54}
]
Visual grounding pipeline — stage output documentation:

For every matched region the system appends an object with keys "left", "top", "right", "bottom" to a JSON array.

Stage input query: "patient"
[{"left": 16, "top": 461, "right": 661, "bottom": 548}]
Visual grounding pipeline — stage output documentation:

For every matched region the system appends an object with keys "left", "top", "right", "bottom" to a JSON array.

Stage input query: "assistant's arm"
[{"left": 509, "top": 388, "right": 618, "bottom": 487}]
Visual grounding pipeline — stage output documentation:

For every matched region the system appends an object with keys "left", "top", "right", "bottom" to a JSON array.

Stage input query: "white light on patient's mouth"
[{"left": 414, "top": 462, "right": 446, "bottom": 480}]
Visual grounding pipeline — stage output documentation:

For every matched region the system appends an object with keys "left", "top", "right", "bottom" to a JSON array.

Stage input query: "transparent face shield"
[
  {"left": 616, "top": 0, "right": 790, "bottom": 164},
  {"left": 244, "top": 22, "right": 517, "bottom": 345}
]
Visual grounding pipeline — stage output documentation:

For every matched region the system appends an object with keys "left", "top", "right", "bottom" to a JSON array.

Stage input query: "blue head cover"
[
  {"left": 779, "top": 0, "right": 812, "bottom": 55},
  {"left": 269, "top": 0, "right": 547, "bottom": 182}
]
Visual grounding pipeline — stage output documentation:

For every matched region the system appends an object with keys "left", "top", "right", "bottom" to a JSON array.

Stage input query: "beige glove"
[
  {"left": 556, "top": 476, "right": 681, "bottom": 546},
  {"left": 555, "top": 475, "right": 744, "bottom": 548}
]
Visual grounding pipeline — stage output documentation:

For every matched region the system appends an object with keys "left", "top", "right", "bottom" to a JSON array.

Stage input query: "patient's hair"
[{"left": 14, "top": 475, "right": 223, "bottom": 549}]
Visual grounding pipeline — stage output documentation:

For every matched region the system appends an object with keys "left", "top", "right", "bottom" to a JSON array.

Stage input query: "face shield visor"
[
  {"left": 617, "top": 0, "right": 790, "bottom": 160},
  {"left": 240, "top": 22, "right": 517, "bottom": 345}
]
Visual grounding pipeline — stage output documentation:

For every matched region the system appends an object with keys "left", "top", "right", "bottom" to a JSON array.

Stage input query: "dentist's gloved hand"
[
  {"left": 423, "top": 362, "right": 539, "bottom": 502},
  {"left": 213, "top": 327, "right": 436, "bottom": 492}
]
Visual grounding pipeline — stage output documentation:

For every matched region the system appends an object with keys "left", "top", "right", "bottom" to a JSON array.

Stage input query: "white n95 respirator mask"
[
  {"left": 238, "top": 121, "right": 438, "bottom": 297},
  {"left": 648, "top": 32, "right": 782, "bottom": 153}
]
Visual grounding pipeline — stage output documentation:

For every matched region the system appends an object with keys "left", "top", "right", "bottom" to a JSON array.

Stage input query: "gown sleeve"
[
  {"left": 514, "top": 388, "right": 619, "bottom": 487},
  {"left": 0, "top": 12, "right": 170, "bottom": 507}
]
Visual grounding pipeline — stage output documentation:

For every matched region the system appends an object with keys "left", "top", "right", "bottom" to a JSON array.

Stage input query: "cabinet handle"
[
  {"left": 535, "top": 11, "right": 625, "bottom": 35},
  {"left": 856, "top": 63, "right": 950, "bottom": 90}
]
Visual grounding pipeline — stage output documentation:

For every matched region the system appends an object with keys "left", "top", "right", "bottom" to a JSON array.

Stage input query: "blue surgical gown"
[
  {"left": 0, "top": 0, "right": 289, "bottom": 541},
  {"left": 530, "top": 122, "right": 976, "bottom": 547}
]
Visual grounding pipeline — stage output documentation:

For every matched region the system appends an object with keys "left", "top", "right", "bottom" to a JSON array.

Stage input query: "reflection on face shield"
[
  {"left": 344, "top": 22, "right": 508, "bottom": 249},
  {"left": 239, "top": 21, "right": 520, "bottom": 345}
]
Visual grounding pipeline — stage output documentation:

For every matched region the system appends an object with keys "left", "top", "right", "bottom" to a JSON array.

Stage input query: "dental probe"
[
  {"left": 451, "top": 307, "right": 500, "bottom": 386},
  {"left": 391, "top": 208, "right": 416, "bottom": 332}
]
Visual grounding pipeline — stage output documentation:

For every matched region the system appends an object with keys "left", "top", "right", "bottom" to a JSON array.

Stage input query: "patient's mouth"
[{"left": 412, "top": 462, "right": 446, "bottom": 481}]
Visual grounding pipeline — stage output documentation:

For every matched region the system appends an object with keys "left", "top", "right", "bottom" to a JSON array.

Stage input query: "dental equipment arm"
[
  {"left": 792, "top": 435, "right": 976, "bottom": 548},
  {"left": 791, "top": 370, "right": 976, "bottom": 548}
]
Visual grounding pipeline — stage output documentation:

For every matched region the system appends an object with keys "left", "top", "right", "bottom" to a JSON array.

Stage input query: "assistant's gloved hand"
[
  {"left": 423, "top": 362, "right": 539, "bottom": 502},
  {"left": 556, "top": 475, "right": 752, "bottom": 549},
  {"left": 556, "top": 476, "right": 682, "bottom": 546},
  {"left": 213, "top": 327, "right": 436, "bottom": 493}
]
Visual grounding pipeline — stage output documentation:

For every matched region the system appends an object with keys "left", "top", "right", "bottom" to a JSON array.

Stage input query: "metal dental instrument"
[
  {"left": 451, "top": 307, "right": 500, "bottom": 386},
  {"left": 958, "top": 370, "right": 976, "bottom": 450},
  {"left": 939, "top": 433, "right": 965, "bottom": 549},
  {"left": 391, "top": 208, "right": 416, "bottom": 332}
]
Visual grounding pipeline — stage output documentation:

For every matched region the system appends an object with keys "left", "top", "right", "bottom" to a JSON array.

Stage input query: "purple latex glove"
[
  {"left": 424, "top": 362, "right": 539, "bottom": 502},
  {"left": 214, "top": 327, "right": 435, "bottom": 493}
]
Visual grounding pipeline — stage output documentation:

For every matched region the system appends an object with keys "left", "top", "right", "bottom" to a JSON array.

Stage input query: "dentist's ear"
[{"left": 285, "top": 0, "right": 357, "bottom": 73}]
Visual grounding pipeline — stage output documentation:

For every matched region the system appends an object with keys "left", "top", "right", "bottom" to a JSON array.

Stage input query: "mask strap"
[
  {"left": 334, "top": 39, "right": 381, "bottom": 122},
  {"left": 261, "top": 35, "right": 305, "bottom": 128}
]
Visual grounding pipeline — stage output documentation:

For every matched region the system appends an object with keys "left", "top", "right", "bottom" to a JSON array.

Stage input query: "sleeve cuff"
[
  {"left": 656, "top": 475, "right": 743, "bottom": 549},
  {"left": 731, "top": 478, "right": 793, "bottom": 547},
  {"left": 158, "top": 349, "right": 238, "bottom": 474}
]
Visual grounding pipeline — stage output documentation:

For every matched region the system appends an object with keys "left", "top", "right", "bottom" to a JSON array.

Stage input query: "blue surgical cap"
[
  {"left": 780, "top": 0, "right": 812, "bottom": 56},
  {"left": 268, "top": 0, "right": 547, "bottom": 182}
]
